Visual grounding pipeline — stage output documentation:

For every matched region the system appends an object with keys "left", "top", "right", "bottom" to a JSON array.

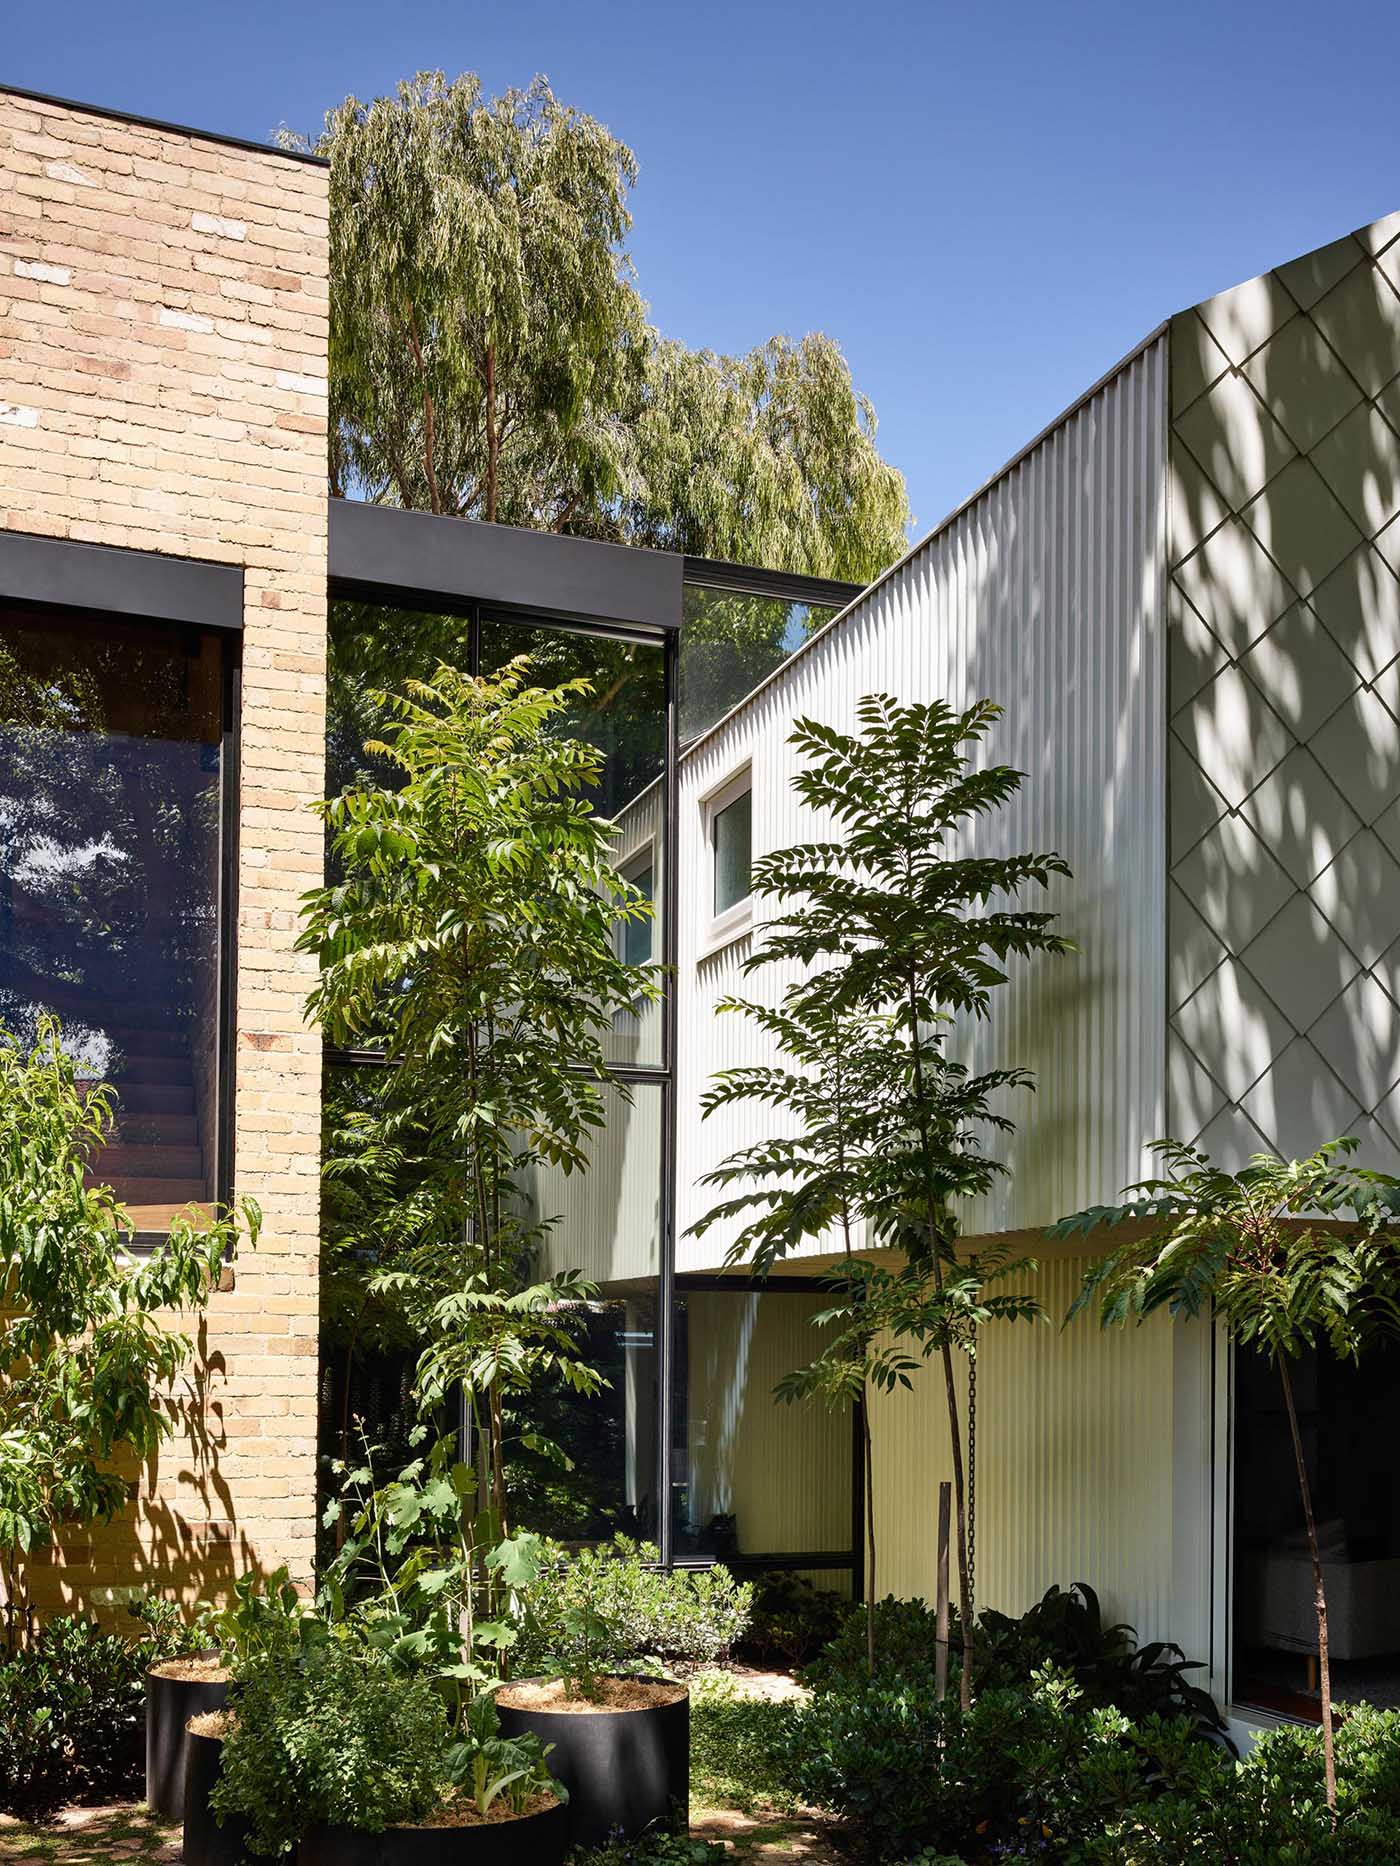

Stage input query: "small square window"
[{"left": 712, "top": 788, "right": 752, "bottom": 916}]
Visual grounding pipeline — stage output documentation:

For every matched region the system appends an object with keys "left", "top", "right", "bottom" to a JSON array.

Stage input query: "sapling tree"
[
  {"left": 1057, "top": 1137, "right": 1400, "bottom": 1816},
  {"left": 298, "top": 659, "right": 657, "bottom": 1532},
  {"left": 693, "top": 696, "right": 1069, "bottom": 1695},
  {"left": 0, "top": 1020, "right": 260, "bottom": 1643}
]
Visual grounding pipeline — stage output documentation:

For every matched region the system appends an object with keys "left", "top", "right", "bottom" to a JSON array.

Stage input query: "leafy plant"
[
  {"left": 1057, "top": 1136, "right": 1400, "bottom": 1813},
  {"left": 212, "top": 1643, "right": 451, "bottom": 1857},
  {"left": 320, "top": 1429, "right": 543, "bottom": 1706},
  {"left": 444, "top": 1690, "right": 560, "bottom": 1817},
  {"left": 0, "top": 1019, "right": 260, "bottom": 1635},
  {"left": 577, "top": 1831, "right": 732, "bottom": 1865},
  {"left": 299, "top": 660, "right": 652, "bottom": 1533},
  {"left": 213, "top": 1566, "right": 325, "bottom": 1672},
  {"left": 692, "top": 697, "right": 1069, "bottom": 1688},
  {"left": 515, "top": 1538, "right": 752, "bottom": 1685},
  {"left": 740, "top": 1570, "right": 847, "bottom": 1671},
  {"left": 0, "top": 1598, "right": 215, "bottom": 1815}
]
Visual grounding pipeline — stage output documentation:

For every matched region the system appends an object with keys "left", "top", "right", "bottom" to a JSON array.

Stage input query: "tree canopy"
[{"left": 310, "top": 70, "right": 910, "bottom": 579}]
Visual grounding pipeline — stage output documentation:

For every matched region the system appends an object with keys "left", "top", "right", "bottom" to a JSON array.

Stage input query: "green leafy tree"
[
  {"left": 623, "top": 332, "right": 909, "bottom": 576},
  {"left": 0, "top": 1020, "right": 259, "bottom": 1642},
  {"left": 320, "top": 71, "right": 644, "bottom": 526},
  {"left": 692, "top": 697, "right": 1069, "bottom": 1693},
  {"left": 305, "top": 69, "right": 910, "bottom": 576},
  {"left": 298, "top": 659, "right": 657, "bottom": 1532},
  {"left": 1057, "top": 1136, "right": 1400, "bottom": 1816}
]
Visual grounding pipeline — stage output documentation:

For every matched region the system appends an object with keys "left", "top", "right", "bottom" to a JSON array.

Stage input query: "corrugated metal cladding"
[
  {"left": 868, "top": 1249, "right": 1184, "bottom": 1644},
  {"left": 683, "top": 1290, "right": 852, "bottom": 1555},
  {"left": 675, "top": 336, "right": 1170, "bottom": 1273}
]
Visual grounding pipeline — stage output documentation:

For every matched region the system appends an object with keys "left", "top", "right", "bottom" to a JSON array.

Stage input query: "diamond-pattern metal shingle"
[{"left": 1169, "top": 224, "right": 1400, "bottom": 1172}]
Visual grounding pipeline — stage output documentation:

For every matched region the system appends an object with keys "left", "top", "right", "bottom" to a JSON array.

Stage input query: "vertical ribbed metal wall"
[
  {"left": 676, "top": 335, "right": 1170, "bottom": 1269},
  {"left": 867, "top": 1248, "right": 1179, "bottom": 1639}
]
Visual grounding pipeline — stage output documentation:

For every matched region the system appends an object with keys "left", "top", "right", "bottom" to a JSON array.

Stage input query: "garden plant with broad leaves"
[
  {"left": 1057, "top": 1135, "right": 1400, "bottom": 1817},
  {"left": 692, "top": 695, "right": 1070, "bottom": 1690}
]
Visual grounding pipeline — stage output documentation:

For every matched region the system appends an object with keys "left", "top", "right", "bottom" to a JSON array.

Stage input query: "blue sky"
[{"left": 7, "top": 0, "right": 1400, "bottom": 544}]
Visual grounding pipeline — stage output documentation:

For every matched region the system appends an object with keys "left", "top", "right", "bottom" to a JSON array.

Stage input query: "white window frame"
[{"left": 699, "top": 764, "right": 754, "bottom": 959}]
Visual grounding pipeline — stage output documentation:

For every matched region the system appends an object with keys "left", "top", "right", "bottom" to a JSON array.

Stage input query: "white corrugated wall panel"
[
  {"left": 676, "top": 336, "right": 1169, "bottom": 1270},
  {"left": 867, "top": 1246, "right": 1181, "bottom": 1644}
]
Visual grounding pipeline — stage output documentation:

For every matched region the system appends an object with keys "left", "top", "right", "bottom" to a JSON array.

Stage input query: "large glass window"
[
  {"left": 1234, "top": 1339, "right": 1400, "bottom": 1719},
  {"left": 680, "top": 585, "right": 838, "bottom": 746},
  {"left": 673, "top": 1282, "right": 855, "bottom": 1563},
  {"left": 319, "top": 597, "right": 671, "bottom": 1552},
  {"left": 0, "top": 607, "right": 228, "bottom": 1230}
]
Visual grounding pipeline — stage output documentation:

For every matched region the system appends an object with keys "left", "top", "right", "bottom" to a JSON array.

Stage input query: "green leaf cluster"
[{"left": 0, "top": 1019, "right": 259, "bottom": 1620}]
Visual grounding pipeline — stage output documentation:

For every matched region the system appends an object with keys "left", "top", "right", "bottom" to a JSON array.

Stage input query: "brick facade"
[{"left": 0, "top": 90, "right": 329, "bottom": 1609}]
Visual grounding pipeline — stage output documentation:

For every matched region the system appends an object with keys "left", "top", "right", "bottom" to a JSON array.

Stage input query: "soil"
[
  {"left": 497, "top": 1675, "right": 687, "bottom": 1714},
  {"left": 146, "top": 1655, "right": 227, "bottom": 1684},
  {"left": 185, "top": 1712, "right": 233, "bottom": 1739},
  {"left": 416, "top": 1789, "right": 560, "bottom": 1828}
]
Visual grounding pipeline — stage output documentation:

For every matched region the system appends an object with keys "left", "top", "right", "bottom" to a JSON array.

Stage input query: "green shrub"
[
  {"left": 576, "top": 1833, "right": 731, "bottom": 1864},
  {"left": 740, "top": 1571, "right": 848, "bottom": 1670},
  {"left": 790, "top": 1666, "right": 1400, "bottom": 1864},
  {"left": 213, "top": 1643, "right": 451, "bottom": 1857},
  {"left": 515, "top": 1538, "right": 752, "bottom": 1677},
  {"left": 689, "top": 1670, "right": 801, "bottom": 1812},
  {"left": 805, "top": 1584, "right": 1222, "bottom": 1738},
  {"left": 0, "top": 1598, "right": 212, "bottom": 1815}
]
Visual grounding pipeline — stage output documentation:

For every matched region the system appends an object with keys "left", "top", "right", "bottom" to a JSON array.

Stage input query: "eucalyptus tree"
[
  {"left": 298, "top": 660, "right": 656, "bottom": 1533},
  {"left": 693, "top": 696, "right": 1069, "bottom": 1696},
  {"left": 1057, "top": 1137, "right": 1400, "bottom": 1816},
  {"left": 0, "top": 1020, "right": 259, "bottom": 1644},
  {"left": 320, "top": 71, "right": 644, "bottom": 525},
  {"left": 307, "top": 70, "right": 911, "bottom": 575}
]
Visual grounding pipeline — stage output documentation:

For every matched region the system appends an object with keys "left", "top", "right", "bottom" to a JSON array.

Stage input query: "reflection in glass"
[
  {"left": 513, "top": 1081, "right": 663, "bottom": 1541},
  {"left": 680, "top": 585, "right": 837, "bottom": 745},
  {"left": 713, "top": 788, "right": 752, "bottom": 915},
  {"left": 326, "top": 599, "right": 473, "bottom": 803},
  {"left": 480, "top": 617, "right": 665, "bottom": 818},
  {"left": 1234, "top": 1338, "right": 1400, "bottom": 1722},
  {"left": 623, "top": 858, "right": 655, "bottom": 969},
  {"left": 0, "top": 608, "right": 225, "bottom": 1228},
  {"left": 674, "top": 1285, "right": 853, "bottom": 1561}
]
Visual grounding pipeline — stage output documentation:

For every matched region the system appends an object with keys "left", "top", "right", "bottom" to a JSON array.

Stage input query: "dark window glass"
[
  {"left": 673, "top": 1285, "right": 854, "bottom": 1561},
  {"left": 680, "top": 586, "right": 837, "bottom": 745},
  {"left": 0, "top": 607, "right": 226, "bottom": 1229},
  {"left": 713, "top": 789, "right": 752, "bottom": 915},
  {"left": 1234, "top": 1339, "right": 1400, "bottom": 1721},
  {"left": 479, "top": 617, "right": 665, "bottom": 818}
]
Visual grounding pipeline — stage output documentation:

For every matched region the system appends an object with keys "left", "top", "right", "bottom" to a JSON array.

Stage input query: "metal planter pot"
[
  {"left": 296, "top": 1800, "right": 568, "bottom": 1866},
  {"left": 145, "top": 1653, "right": 228, "bottom": 1818},
  {"left": 183, "top": 1724, "right": 253, "bottom": 1866},
  {"left": 495, "top": 1682, "right": 689, "bottom": 1850}
]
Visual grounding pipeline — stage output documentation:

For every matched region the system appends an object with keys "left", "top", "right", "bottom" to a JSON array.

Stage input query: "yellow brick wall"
[{"left": 0, "top": 90, "right": 329, "bottom": 1612}]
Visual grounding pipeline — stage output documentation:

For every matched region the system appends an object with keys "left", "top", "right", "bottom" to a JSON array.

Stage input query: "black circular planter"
[
  {"left": 297, "top": 1800, "right": 567, "bottom": 1866},
  {"left": 184, "top": 1724, "right": 253, "bottom": 1866},
  {"left": 146, "top": 1653, "right": 229, "bottom": 1818},
  {"left": 496, "top": 1682, "right": 689, "bottom": 1850}
]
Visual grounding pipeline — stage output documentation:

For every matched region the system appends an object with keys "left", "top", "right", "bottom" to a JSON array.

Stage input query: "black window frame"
[{"left": 0, "top": 529, "right": 244, "bottom": 1252}]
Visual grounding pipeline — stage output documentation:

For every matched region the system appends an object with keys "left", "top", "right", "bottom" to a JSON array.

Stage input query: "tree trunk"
[
  {"left": 1278, "top": 1354, "right": 1336, "bottom": 1816},
  {"left": 485, "top": 345, "right": 499, "bottom": 523},
  {"left": 861, "top": 1387, "right": 877, "bottom": 1678}
]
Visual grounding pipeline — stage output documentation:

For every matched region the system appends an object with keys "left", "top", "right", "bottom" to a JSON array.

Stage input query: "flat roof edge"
[
  {"left": 328, "top": 500, "right": 684, "bottom": 632},
  {"left": 0, "top": 82, "right": 328, "bottom": 168}
]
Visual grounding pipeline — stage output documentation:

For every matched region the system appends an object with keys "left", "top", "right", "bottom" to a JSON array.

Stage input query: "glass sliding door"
[{"left": 0, "top": 606, "right": 229, "bottom": 1231}]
